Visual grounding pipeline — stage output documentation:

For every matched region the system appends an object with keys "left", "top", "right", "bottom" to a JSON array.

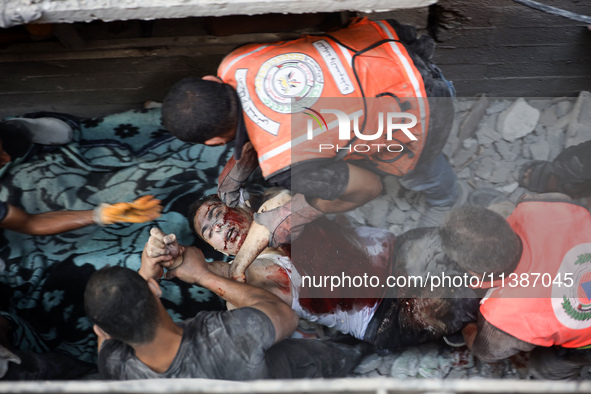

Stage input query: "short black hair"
[
  {"left": 84, "top": 266, "right": 160, "bottom": 345},
  {"left": 439, "top": 205, "right": 521, "bottom": 276},
  {"left": 162, "top": 77, "right": 238, "bottom": 144},
  {"left": 188, "top": 194, "right": 221, "bottom": 238}
]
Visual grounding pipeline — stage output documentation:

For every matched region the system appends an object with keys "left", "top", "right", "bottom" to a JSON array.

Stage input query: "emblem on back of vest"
[
  {"left": 552, "top": 244, "right": 591, "bottom": 328},
  {"left": 255, "top": 53, "right": 324, "bottom": 114}
]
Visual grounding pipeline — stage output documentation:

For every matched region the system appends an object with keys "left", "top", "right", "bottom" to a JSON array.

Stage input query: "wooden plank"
[
  {"left": 434, "top": 43, "right": 591, "bottom": 65},
  {"left": 452, "top": 76, "right": 591, "bottom": 97},
  {"left": 0, "top": 70, "right": 198, "bottom": 94},
  {"left": 0, "top": 56, "right": 223, "bottom": 79},
  {"left": 0, "top": 32, "right": 300, "bottom": 56},
  {"left": 0, "top": 45, "right": 235, "bottom": 63},
  {"left": 0, "top": 104, "right": 142, "bottom": 119},
  {"left": 435, "top": 25, "right": 590, "bottom": 48}
]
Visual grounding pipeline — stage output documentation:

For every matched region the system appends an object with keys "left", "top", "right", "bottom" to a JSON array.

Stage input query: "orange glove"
[{"left": 94, "top": 195, "right": 162, "bottom": 226}]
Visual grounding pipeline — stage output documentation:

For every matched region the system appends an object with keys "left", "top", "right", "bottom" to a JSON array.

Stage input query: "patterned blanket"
[{"left": 0, "top": 108, "right": 231, "bottom": 363}]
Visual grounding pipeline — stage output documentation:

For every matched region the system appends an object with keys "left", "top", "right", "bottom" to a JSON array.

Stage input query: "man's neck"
[{"left": 133, "top": 322, "right": 183, "bottom": 374}]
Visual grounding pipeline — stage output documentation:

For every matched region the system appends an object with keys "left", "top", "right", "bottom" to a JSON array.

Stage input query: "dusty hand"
[
  {"left": 95, "top": 195, "right": 162, "bottom": 225},
  {"left": 253, "top": 193, "right": 323, "bottom": 247},
  {"left": 218, "top": 142, "right": 258, "bottom": 208},
  {"left": 228, "top": 262, "right": 247, "bottom": 283},
  {"left": 165, "top": 246, "right": 210, "bottom": 283},
  {"left": 140, "top": 227, "right": 184, "bottom": 280}
]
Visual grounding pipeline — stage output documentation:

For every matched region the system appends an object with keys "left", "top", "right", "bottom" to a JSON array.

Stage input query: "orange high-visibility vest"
[
  {"left": 480, "top": 201, "right": 591, "bottom": 348},
  {"left": 218, "top": 17, "right": 429, "bottom": 179}
]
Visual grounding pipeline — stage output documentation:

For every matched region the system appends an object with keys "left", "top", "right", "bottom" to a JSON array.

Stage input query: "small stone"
[
  {"left": 366, "top": 198, "right": 390, "bottom": 228},
  {"left": 452, "top": 142, "right": 478, "bottom": 167},
  {"left": 476, "top": 123, "right": 502, "bottom": 147},
  {"left": 523, "top": 133, "right": 537, "bottom": 145},
  {"left": 489, "top": 164, "right": 512, "bottom": 183},
  {"left": 494, "top": 140, "right": 517, "bottom": 162},
  {"left": 496, "top": 181, "right": 519, "bottom": 194},
  {"left": 497, "top": 98, "right": 540, "bottom": 142},
  {"left": 394, "top": 196, "right": 411, "bottom": 212},
  {"left": 556, "top": 100, "right": 573, "bottom": 118},
  {"left": 345, "top": 208, "right": 367, "bottom": 226},
  {"left": 386, "top": 207, "right": 408, "bottom": 226},
  {"left": 566, "top": 91, "right": 591, "bottom": 148},
  {"left": 378, "top": 355, "right": 397, "bottom": 375},
  {"left": 546, "top": 128, "right": 565, "bottom": 160},
  {"left": 390, "top": 348, "right": 421, "bottom": 378},
  {"left": 457, "top": 167, "right": 471, "bottom": 179},
  {"left": 474, "top": 157, "right": 494, "bottom": 180},
  {"left": 539, "top": 106, "right": 558, "bottom": 127},
  {"left": 388, "top": 224, "right": 404, "bottom": 235},
  {"left": 485, "top": 99, "right": 512, "bottom": 115},
  {"left": 354, "top": 353, "right": 383, "bottom": 374},
  {"left": 455, "top": 99, "right": 477, "bottom": 112},
  {"left": 462, "top": 137, "right": 477, "bottom": 149},
  {"left": 529, "top": 138, "right": 551, "bottom": 161},
  {"left": 410, "top": 210, "right": 421, "bottom": 221}
]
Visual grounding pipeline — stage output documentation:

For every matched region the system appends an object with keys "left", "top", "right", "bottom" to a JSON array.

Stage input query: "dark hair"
[
  {"left": 0, "top": 121, "right": 34, "bottom": 159},
  {"left": 161, "top": 77, "right": 238, "bottom": 144},
  {"left": 439, "top": 205, "right": 521, "bottom": 276},
  {"left": 188, "top": 194, "right": 222, "bottom": 238},
  {"left": 84, "top": 266, "right": 160, "bottom": 344}
]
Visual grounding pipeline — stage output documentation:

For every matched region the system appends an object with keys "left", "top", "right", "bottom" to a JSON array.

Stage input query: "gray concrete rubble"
[{"left": 337, "top": 92, "right": 591, "bottom": 380}]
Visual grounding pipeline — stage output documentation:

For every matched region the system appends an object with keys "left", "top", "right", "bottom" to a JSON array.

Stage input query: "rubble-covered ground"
[{"left": 338, "top": 91, "right": 591, "bottom": 380}]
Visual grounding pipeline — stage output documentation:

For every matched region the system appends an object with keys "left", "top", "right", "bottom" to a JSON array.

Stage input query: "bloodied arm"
[
  {"left": 228, "top": 189, "right": 291, "bottom": 282},
  {"left": 209, "top": 254, "right": 294, "bottom": 307},
  {"left": 170, "top": 246, "right": 299, "bottom": 343}
]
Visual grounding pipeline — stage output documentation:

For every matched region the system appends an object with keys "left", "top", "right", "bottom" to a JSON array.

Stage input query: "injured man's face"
[{"left": 194, "top": 199, "right": 253, "bottom": 255}]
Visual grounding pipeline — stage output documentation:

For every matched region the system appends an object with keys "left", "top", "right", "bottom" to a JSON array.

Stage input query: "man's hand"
[
  {"left": 165, "top": 246, "right": 211, "bottom": 283},
  {"left": 95, "top": 195, "right": 162, "bottom": 225},
  {"left": 253, "top": 193, "right": 323, "bottom": 247},
  {"left": 218, "top": 142, "right": 258, "bottom": 207},
  {"left": 139, "top": 227, "right": 184, "bottom": 281}
]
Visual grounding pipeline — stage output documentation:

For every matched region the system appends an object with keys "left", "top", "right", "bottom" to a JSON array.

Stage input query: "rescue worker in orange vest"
[
  {"left": 439, "top": 196, "right": 591, "bottom": 380},
  {"left": 162, "top": 17, "right": 463, "bottom": 281}
]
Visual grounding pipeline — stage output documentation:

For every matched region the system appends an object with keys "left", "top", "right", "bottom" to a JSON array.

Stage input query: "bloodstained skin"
[
  {"left": 266, "top": 266, "right": 291, "bottom": 295},
  {"left": 221, "top": 208, "right": 252, "bottom": 253},
  {"left": 289, "top": 217, "right": 389, "bottom": 315}
]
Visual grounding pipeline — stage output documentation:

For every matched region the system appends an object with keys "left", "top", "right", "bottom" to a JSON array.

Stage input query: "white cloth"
[{"left": 259, "top": 252, "right": 378, "bottom": 340}]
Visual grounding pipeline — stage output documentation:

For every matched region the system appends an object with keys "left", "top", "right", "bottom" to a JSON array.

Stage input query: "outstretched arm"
[
  {"left": 0, "top": 204, "right": 95, "bottom": 235},
  {"left": 172, "top": 247, "right": 298, "bottom": 343},
  {"left": 0, "top": 196, "right": 162, "bottom": 236}
]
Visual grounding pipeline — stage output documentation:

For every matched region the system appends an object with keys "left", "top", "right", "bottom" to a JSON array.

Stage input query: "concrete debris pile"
[
  {"left": 340, "top": 91, "right": 591, "bottom": 380},
  {"left": 345, "top": 92, "right": 589, "bottom": 234}
]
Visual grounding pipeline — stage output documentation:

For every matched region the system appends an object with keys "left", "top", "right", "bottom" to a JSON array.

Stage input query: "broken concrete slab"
[
  {"left": 354, "top": 353, "right": 382, "bottom": 374},
  {"left": 539, "top": 106, "right": 558, "bottom": 127},
  {"left": 454, "top": 95, "right": 489, "bottom": 155},
  {"left": 529, "top": 138, "right": 551, "bottom": 161},
  {"left": 489, "top": 164, "right": 512, "bottom": 183},
  {"left": 497, "top": 98, "right": 540, "bottom": 142},
  {"left": 555, "top": 99, "right": 574, "bottom": 118},
  {"left": 494, "top": 140, "right": 518, "bottom": 162},
  {"left": 485, "top": 99, "right": 512, "bottom": 115},
  {"left": 476, "top": 123, "right": 502, "bottom": 147},
  {"left": 566, "top": 91, "right": 591, "bottom": 148}
]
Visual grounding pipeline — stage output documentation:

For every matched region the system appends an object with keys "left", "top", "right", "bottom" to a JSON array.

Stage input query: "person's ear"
[
  {"left": 147, "top": 278, "right": 162, "bottom": 298},
  {"left": 202, "top": 75, "right": 223, "bottom": 83},
  {"left": 94, "top": 324, "right": 111, "bottom": 340},
  {"left": 204, "top": 136, "right": 230, "bottom": 146}
]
